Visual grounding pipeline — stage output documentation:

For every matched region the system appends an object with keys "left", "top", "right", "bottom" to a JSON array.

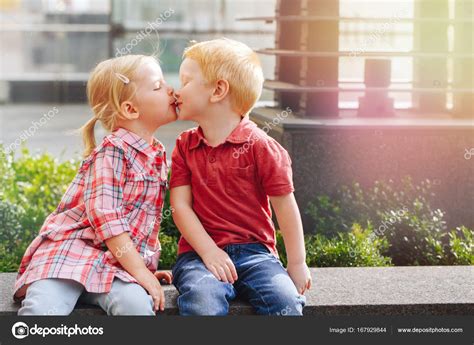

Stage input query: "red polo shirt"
[{"left": 170, "top": 116, "right": 294, "bottom": 256}]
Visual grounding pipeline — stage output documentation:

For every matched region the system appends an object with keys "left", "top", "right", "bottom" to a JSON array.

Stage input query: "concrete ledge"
[{"left": 1, "top": 266, "right": 473, "bottom": 316}]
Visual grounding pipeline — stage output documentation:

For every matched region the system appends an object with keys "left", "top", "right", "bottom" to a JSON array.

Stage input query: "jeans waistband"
[{"left": 224, "top": 242, "right": 266, "bottom": 255}]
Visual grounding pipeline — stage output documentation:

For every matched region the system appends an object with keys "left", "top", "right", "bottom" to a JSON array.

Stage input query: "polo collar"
[{"left": 189, "top": 116, "right": 255, "bottom": 150}]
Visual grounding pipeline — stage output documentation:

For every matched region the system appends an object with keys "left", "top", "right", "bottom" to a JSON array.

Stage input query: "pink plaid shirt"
[{"left": 14, "top": 128, "right": 168, "bottom": 299}]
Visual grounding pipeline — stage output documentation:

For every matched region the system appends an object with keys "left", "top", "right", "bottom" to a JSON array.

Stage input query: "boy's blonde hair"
[
  {"left": 81, "top": 54, "right": 156, "bottom": 157},
  {"left": 183, "top": 38, "right": 264, "bottom": 116}
]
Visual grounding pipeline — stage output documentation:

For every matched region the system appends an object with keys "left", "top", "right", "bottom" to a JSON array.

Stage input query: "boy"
[{"left": 170, "top": 38, "right": 311, "bottom": 315}]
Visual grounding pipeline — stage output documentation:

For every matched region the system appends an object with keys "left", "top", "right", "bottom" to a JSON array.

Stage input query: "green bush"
[
  {"left": 0, "top": 200, "right": 27, "bottom": 272},
  {"left": 305, "top": 177, "right": 473, "bottom": 266},
  {"left": 380, "top": 207, "right": 447, "bottom": 265},
  {"left": 445, "top": 226, "right": 474, "bottom": 265},
  {"left": 158, "top": 233, "right": 178, "bottom": 269},
  {"left": 159, "top": 173, "right": 180, "bottom": 239},
  {"left": 277, "top": 225, "right": 392, "bottom": 268},
  {"left": 0, "top": 147, "right": 79, "bottom": 272},
  {"left": 306, "top": 177, "right": 440, "bottom": 237},
  {"left": 0, "top": 147, "right": 79, "bottom": 235}
]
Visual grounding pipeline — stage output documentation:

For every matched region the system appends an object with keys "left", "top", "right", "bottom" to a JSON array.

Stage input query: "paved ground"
[{"left": 0, "top": 104, "right": 195, "bottom": 160}]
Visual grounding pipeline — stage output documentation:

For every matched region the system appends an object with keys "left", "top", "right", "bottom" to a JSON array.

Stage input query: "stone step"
[{"left": 1, "top": 266, "right": 472, "bottom": 315}]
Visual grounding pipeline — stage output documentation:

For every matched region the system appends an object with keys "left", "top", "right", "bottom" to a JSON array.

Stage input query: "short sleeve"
[
  {"left": 170, "top": 135, "right": 192, "bottom": 188},
  {"left": 255, "top": 137, "right": 294, "bottom": 196},
  {"left": 83, "top": 144, "right": 131, "bottom": 243}
]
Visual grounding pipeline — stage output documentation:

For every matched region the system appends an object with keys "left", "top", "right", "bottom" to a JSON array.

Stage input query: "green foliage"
[
  {"left": 381, "top": 207, "right": 447, "bottom": 265},
  {"left": 305, "top": 177, "right": 473, "bottom": 266},
  {"left": 0, "top": 147, "right": 79, "bottom": 272},
  {"left": 277, "top": 225, "right": 392, "bottom": 268},
  {"left": 158, "top": 233, "right": 178, "bottom": 269},
  {"left": 0, "top": 200, "right": 27, "bottom": 271},
  {"left": 445, "top": 226, "right": 474, "bottom": 265},
  {"left": 159, "top": 176, "right": 180, "bottom": 239},
  {"left": 306, "top": 177, "right": 439, "bottom": 236},
  {"left": 1, "top": 147, "right": 79, "bottom": 234}
]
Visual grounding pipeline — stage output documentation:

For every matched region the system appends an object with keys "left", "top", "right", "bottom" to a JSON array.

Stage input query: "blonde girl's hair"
[
  {"left": 80, "top": 54, "right": 157, "bottom": 158},
  {"left": 183, "top": 38, "right": 264, "bottom": 116}
]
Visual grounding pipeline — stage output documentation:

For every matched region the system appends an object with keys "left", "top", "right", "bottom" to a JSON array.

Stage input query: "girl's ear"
[
  {"left": 120, "top": 101, "right": 140, "bottom": 120},
  {"left": 210, "top": 79, "right": 230, "bottom": 103}
]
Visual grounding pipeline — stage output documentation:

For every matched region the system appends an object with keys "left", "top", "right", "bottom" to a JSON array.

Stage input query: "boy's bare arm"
[
  {"left": 171, "top": 185, "right": 238, "bottom": 283},
  {"left": 270, "top": 193, "right": 312, "bottom": 294}
]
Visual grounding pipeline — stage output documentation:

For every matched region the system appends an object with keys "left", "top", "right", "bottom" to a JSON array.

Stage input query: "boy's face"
[{"left": 175, "top": 58, "right": 213, "bottom": 121}]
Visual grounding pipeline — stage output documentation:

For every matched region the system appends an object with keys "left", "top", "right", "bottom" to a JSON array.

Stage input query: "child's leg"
[
  {"left": 80, "top": 278, "right": 155, "bottom": 315},
  {"left": 233, "top": 244, "right": 306, "bottom": 315},
  {"left": 172, "top": 252, "right": 237, "bottom": 315},
  {"left": 18, "top": 278, "right": 84, "bottom": 315}
]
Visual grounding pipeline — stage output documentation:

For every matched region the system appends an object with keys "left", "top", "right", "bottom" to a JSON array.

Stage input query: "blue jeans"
[{"left": 172, "top": 243, "right": 306, "bottom": 315}]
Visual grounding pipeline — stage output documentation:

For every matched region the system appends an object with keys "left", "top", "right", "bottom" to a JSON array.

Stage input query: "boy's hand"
[
  {"left": 154, "top": 270, "right": 173, "bottom": 285},
  {"left": 135, "top": 269, "right": 166, "bottom": 312},
  {"left": 287, "top": 262, "right": 312, "bottom": 295},
  {"left": 201, "top": 247, "right": 238, "bottom": 284}
]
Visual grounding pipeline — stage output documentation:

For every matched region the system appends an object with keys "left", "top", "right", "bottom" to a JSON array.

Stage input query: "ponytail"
[{"left": 81, "top": 117, "right": 98, "bottom": 158}]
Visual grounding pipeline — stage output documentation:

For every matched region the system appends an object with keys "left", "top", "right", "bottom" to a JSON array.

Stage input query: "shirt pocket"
[
  {"left": 123, "top": 173, "right": 160, "bottom": 206},
  {"left": 225, "top": 165, "right": 256, "bottom": 197}
]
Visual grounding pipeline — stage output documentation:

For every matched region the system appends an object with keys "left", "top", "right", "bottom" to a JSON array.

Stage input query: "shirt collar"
[
  {"left": 189, "top": 116, "right": 255, "bottom": 150},
  {"left": 113, "top": 127, "right": 165, "bottom": 158}
]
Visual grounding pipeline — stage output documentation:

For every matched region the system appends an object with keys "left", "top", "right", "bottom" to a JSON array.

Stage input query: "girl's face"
[
  {"left": 133, "top": 60, "right": 177, "bottom": 129},
  {"left": 174, "top": 58, "right": 213, "bottom": 121}
]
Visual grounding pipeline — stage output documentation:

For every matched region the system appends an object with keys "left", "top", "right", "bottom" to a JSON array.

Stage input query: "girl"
[{"left": 13, "top": 54, "right": 177, "bottom": 315}]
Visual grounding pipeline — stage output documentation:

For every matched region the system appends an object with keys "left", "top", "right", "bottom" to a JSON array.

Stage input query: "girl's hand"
[
  {"left": 287, "top": 262, "right": 312, "bottom": 295},
  {"left": 154, "top": 271, "right": 172, "bottom": 285},
  {"left": 135, "top": 269, "right": 166, "bottom": 312}
]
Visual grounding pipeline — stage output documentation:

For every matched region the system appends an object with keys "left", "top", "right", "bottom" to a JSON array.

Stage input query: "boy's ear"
[
  {"left": 120, "top": 101, "right": 140, "bottom": 120},
  {"left": 210, "top": 79, "right": 230, "bottom": 103}
]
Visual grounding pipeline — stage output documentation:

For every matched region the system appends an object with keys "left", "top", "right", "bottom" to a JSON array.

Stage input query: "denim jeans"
[
  {"left": 172, "top": 243, "right": 306, "bottom": 315},
  {"left": 18, "top": 278, "right": 155, "bottom": 316}
]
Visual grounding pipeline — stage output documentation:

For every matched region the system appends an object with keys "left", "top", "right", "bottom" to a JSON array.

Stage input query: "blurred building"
[{"left": 0, "top": 0, "right": 276, "bottom": 102}]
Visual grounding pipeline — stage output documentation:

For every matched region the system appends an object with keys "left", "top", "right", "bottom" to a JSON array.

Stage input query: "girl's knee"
[
  {"left": 106, "top": 283, "right": 155, "bottom": 315},
  {"left": 18, "top": 294, "right": 76, "bottom": 315},
  {"left": 18, "top": 279, "right": 82, "bottom": 316},
  {"left": 111, "top": 295, "right": 155, "bottom": 315}
]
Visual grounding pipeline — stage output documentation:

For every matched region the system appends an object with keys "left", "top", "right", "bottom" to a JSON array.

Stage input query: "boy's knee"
[
  {"left": 270, "top": 292, "right": 305, "bottom": 316},
  {"left": 253, "top": 278, "right": 306, "bottom": 315},
  {"left": 178, "top": 275, "right": 231, "bottom": 315}
]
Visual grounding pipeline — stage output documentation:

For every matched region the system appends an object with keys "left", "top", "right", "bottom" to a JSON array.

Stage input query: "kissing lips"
[{"left": 174, "top": 101, "right": 182, "bottom": 115}]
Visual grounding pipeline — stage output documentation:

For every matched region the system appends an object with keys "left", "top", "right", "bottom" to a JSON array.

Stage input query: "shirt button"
[{"left": 209, "top": 156, "right": 216, "bottom": 163}]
